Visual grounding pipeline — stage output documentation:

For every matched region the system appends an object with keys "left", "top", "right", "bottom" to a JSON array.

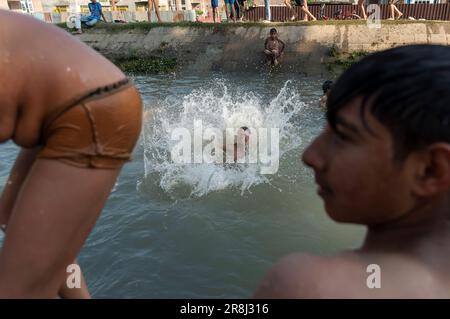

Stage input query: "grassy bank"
[
  {"left": 325, "top": 46, "right": 369, "bottom": 76},
  {"left": 58, "top": 19, "right": 448, "bottom": 33},
  {"left": 112, "top": 55, "right": 177, "bottom": 74}
]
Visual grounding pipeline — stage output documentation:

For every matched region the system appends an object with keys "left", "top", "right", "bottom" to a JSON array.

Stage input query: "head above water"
[
  {"left": 303, "top": 44, "right": 450, "bottom": 225},
  {"left": 237, "top": 126, "right": 250, "bottom": 144},
  {"left": 322, "top": 80, "right": 333, "bottom": 95}
]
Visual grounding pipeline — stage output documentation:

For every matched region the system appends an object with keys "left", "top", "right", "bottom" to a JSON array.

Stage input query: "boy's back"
[{"left": 0, "top": 10, "right": 125, "bottom": 147}]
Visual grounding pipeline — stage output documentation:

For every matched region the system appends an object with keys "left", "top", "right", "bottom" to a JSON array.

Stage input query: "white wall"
[{"left": 0, "top": 0, "right": 9, "bottom": 10}]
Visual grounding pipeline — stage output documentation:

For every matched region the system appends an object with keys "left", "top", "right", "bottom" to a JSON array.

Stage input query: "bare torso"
[
  {"left": 266, "top": 38, "right": 281, "bottom": 52},
  {"left": 255, "top": 223, "right": 450, "bottom": 298},
  {"left": 0, "top": 10, "right": 126, "bottom": 147}
]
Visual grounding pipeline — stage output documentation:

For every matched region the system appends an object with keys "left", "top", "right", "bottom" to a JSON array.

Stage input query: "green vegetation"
[
  {"left": 326, "top": 45, "right": 369, "bottom": 75},
  {"left": 109, "top": 50, "right": 177, "bottom": 74},
  {"left": 57, "top": 19, "right": 448, "bottom": 34}
]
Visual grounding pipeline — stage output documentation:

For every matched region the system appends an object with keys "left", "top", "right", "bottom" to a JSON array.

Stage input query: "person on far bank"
[
  {"left": 388, "top": 0, "right": 403, "bottom": 20},
  {"left": 284, "top": 0, "right": 316, "bottom": 21},
  {"left": 263, "top": 0, "right": 271, "bottom": 22},
  {"left": 225, "top": 0, "right": 237, "bottom": 22},
  {"left": 357, "top": 0, "right": 367, "bottom": 20},
  {"left": 73, "top": 0, "right": 107, "bottom": 34},
  {"left": 211, "top": 0, "right": 219, "bottom": 23},
  {"left": 148, "top": 0, "right": 162, "bottom": 23},
  {"left": 232, "top": 0, "right": 246, "bottom": 21}
]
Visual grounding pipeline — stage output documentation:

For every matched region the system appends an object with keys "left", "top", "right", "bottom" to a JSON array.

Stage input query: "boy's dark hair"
[
  {"left": 270, "top": 28, "right": 277, "bottom": 34},
  {"left": 322, "top": 80, "right": 333, "bottom": 94},
  {"left": 327, "top": 44, "right": 450, "bottom": 161}
]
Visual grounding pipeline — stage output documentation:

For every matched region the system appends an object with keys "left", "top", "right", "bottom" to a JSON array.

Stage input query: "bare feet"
[
  {"left": 274, "top": 59, "right": 279, "bottom": 66},
  {"left": 72, "top": 29, "right": 82, "bottom": 35}
]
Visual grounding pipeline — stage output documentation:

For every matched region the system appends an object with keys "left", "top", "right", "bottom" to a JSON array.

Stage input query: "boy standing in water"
[
  {"left": 319, "top": 80, "right": 333, "bottom": 108},
  {"left": 255, "top": 45, "right": 450, "bottom": 298},
  {"left": 0, "top": 10, "right": 142, "bottom": 297},
  {"left": 264, "top": 28, "right": 285, "bottom": 66}
]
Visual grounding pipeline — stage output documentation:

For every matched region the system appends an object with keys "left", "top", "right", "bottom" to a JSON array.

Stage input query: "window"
[
  {"left": 80, "top": 5, "right": 89, "bottom": 13},
  {"left": 20, "top": 0, "right": 34, "bottom": 13},
  {"left": 54, "top": 5, "right": 69, "bottom": 13}
]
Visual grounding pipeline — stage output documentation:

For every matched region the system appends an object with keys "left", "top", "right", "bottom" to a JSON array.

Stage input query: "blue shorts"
[
  {"left": 211, "top": 0, "right": 219, "bottom": 7},
  {"left": 225, "top": 0, "right": 235, "bottom": 5},
  {"left": 80, "top": 15, "right": 99, "bottom": 26}
]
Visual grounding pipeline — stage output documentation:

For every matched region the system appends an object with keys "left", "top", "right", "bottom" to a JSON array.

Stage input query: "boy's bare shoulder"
[{"left": 254, "top": 252, "right": 369, "bottom": 298}]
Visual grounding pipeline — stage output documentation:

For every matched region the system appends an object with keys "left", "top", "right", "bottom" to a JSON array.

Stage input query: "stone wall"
[{"left": 77, "top": 21, "right": 450, "bottom": 75}]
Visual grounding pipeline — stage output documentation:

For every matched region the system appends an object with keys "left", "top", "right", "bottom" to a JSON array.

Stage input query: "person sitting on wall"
[
  {"left": 73, "top": 0, "right": 107, "bottom": 34},
  {"left": 264, "top": 28, "right": 286, "bottom": 66}
]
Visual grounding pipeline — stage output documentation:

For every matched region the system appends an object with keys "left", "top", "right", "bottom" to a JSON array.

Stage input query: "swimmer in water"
[
  {"left": 223, "top": 127, "right": 251, "bottom": 163},
  {"left": 0, "top": 10, "right": 142, "bottom": 298},
  {"left": 319, "top": 80, "right": 333, "bottom": 108}
]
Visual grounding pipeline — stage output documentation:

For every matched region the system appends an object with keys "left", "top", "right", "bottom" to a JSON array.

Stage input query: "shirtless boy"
[
  {"left": 0, "top": 10, "right": 142, "bottom": 298},
  {"left": 255, "top": 45, "right": 450, "bottom": 298},
  {"left": 264, "top": 28, "right": 285, "bottom": 66}
]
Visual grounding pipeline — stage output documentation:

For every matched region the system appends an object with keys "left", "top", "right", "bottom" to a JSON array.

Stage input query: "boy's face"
[
  {"left": 302, "top": 97, "right": 419, "bottom": 225},
  {"left": 270, "top": 32, "right": 277, "bottom": 40}
]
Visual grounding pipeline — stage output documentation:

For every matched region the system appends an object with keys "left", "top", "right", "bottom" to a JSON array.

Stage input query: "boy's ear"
[{"left": 412, "top": 143, "right": 450, "bottom": 197}]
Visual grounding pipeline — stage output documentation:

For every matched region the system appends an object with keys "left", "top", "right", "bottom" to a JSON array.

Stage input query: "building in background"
[{"left": 1, "top": 0, "right": 44, "bottom": 13}]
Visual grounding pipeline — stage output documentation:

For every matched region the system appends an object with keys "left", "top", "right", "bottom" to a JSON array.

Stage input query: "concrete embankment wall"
[{"left": 78, "top": 22, "right": 450, "bottom": 76}]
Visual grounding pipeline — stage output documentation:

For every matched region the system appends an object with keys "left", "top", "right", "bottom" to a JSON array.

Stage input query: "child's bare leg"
[
  {"left": 389, "top": 4, "right": 395, "bottom": 19},
  {"left": 231, "top": 3, "right": 237, "bottom": 22},
  {"left": 264, "top": 49, "right": 273, "bottom": 65},
  {"left": 394, "top": 6, "right": 402, "bottom": 19},
  {"left": 0, "top": 149, "right": 91, "bottom": 298},
  {"left": 302, "top": 6, "right": 316, "bottom": 21},
  {"left": 148, "top": 0, "right": 153, "bottom": 22},
  {"left": 154, "top": 0, "right": 162, "bottom": 22},
  {"left": 0, "top": 160, "right": 120, "bottom": 297},
  {"left": 58, "top": 260, "right": 90, "bottom": 299},
  {"left": 284, "top": 0, "right": 296, "bottom": 20},
  {"left": 225, "top": 5, "right": 230, "bottom": 20},
  {"left": 0, "top": 147, "right": 40, "bottom": 224},
  {"left": 358, "top": 0, "right": 367, "bottom": 19}
]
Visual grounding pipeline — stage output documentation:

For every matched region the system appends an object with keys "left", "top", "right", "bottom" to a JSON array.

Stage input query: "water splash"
[{"left": 141, "top": 79, "right": 305, "bottom": 199}]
